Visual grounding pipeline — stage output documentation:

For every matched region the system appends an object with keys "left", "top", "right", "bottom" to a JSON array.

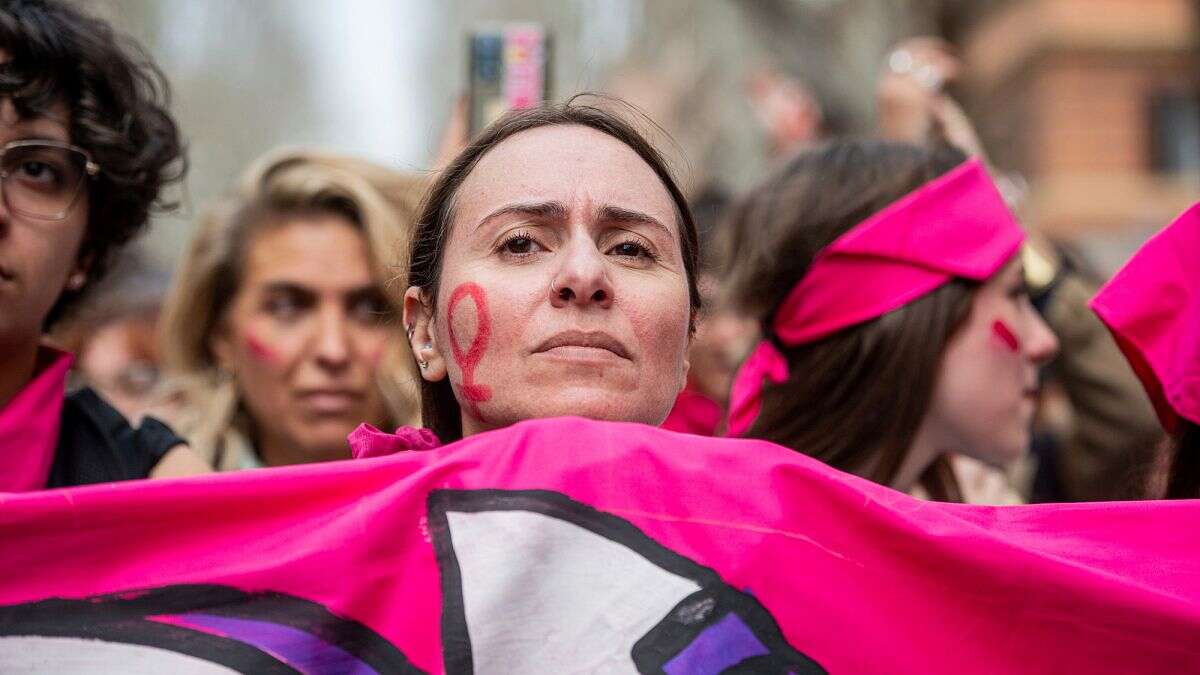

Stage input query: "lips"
[
  {"left": 533, "top": 330, "right": 632, "bottom": 361},
  {"left": 295, "top": 389, "right": 364, "bottom": 414}
]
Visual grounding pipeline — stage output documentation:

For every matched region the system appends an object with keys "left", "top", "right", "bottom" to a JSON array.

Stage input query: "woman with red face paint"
[
  {"left": 157, "top": 150, "right": 424, "bottom": 470},
  {"left": 347, "top": 98, "right": 702, "bottom": 454},
  {"left": 720, "top": 140, "right": 1059, "bottom": 501},
  {"left": 0, "top": 0, "right": 210, "bottom": 491},
  {"left": 1091, "top": 202, "right": 1200, "bottom": 499}
]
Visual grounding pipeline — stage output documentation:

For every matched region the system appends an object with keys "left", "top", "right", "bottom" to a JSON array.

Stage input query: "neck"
[
  {"left": 460, "top": 412, "right": 486, "bottom": 438},
  {"left": 888, "top": 419, "right": 946, "bottom": 494},
  {"left": 0, "top": 337, "right": 42, "bottom": 411},
  {"left": 255, "top": 429, "right": 349, "bottom": 467}
]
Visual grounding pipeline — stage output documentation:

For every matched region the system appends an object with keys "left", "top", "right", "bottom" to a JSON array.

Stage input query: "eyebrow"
[
  {"left": 477, "top": 201, "right": 569, "bottom": 231},
  {"left": 597, "top": 204, "right": 671, "bottom": 237},
  {"left": 261, "top": 281, "right": 316, "bottom": 298},
  {"left": 476, "top": 200, "right": 671, "bottom": 237},
  {"left": 261, "top": 280, "right": 381, "bottom": 298}
]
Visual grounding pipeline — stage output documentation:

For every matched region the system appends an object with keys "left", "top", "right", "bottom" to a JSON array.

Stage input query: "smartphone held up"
[{"left": 468, "top": 23, "right": 552, "bottom": 135}]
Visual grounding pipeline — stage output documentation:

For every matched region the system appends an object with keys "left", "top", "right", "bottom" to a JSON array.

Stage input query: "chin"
[
  {"left": 514, "top": 390, "right": 673, "bottom": 427},
  {"left": 293, "top": 425, "right": 357, "bottom": 458}
]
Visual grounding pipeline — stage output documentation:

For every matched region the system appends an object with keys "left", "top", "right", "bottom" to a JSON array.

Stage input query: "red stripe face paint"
[
  {"left": 447, "top": 282, "right": 493, "bottom": 421},
  {"left": 991, "top": 319, "right": 1021, "bottom": 353},
  {"left": 244, "top": 332, "right": 282, "bottom": 366}
]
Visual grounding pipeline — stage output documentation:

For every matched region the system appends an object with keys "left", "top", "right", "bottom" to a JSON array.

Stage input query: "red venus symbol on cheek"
[
  {"left": 244, "top": 332, "right": 282, "bottom": 366},
  {"left": 991, "top": 319, "right": 1021, "bottom": 353},
  {"left": 447, "top": 282, "right": 493, "bottom": 421}
]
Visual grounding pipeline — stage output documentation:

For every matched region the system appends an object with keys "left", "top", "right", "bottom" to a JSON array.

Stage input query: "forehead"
[
  {"left": 0, "top": 98, "right": 71, "bottom": 141},
  {"left": 242, "top": 215, "right": 374, "bottom": 285},
  {"left": 453, "top": 124, "right": 678, "bottom": 229}
]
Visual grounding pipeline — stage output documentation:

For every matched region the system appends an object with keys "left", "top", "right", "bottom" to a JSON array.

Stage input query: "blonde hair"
[{"left": 158, "top": 148, "right": 426, "bottom": 469}]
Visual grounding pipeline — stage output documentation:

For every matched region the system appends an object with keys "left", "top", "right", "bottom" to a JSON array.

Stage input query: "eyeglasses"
[{"left": 0, "top": 139, "right": 100, "bottom": 221}]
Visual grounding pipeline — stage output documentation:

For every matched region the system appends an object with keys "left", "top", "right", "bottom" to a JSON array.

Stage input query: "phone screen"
[{"left": 469, "top": 24, "right": 551, "bottom": 135}]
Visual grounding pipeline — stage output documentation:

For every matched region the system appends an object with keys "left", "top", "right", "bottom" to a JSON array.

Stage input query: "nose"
[
  {"left": 549, "top": 238, "right": 614, "bottom": 309},
  {"left": 312, "top": 305, "right": 352, "bottom": 371},
  {"left": 1024, "top": 311, "right": 1059, "bottom": 365}
]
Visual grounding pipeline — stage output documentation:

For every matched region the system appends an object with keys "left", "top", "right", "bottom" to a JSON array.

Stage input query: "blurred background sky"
[{"left": 94, "top": 0, "right": 1199, "bottom": 275}]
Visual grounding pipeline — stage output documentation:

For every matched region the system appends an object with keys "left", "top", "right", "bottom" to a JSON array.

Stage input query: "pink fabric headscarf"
[
  {"left": 727, "top": 158, "right": 1025, "bottom": 436},
  {"left": 1090, "top": 202, "right": 1200, "bottom": 433}
]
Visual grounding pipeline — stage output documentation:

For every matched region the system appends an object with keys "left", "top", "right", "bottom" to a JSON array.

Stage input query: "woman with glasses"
[{"left": 0, "top": 0, "right": 208, "bottom": 490}]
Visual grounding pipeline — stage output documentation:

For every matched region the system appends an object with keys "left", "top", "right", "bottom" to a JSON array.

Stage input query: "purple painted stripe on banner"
[
  {"left": 150, "top": 613, "right": 379, "bottom": 675},
  {"left": 663, "top": 612, "right": 770, "bottom": 675}
]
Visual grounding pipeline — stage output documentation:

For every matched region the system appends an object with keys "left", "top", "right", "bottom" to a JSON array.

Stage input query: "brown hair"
[
  {"left": 722, "top": 140, "right": 973, "bottom": 500},
  {"left": 408, "top": 96, "right": 701, "bottom": 442},
  {"left": 1165, "top": 421, "right": 1200, "bottom": 499}
]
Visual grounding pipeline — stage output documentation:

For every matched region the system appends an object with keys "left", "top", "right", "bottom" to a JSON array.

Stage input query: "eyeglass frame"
[{"left": 0, "top": 138, "right": 101, "bottom": 221}]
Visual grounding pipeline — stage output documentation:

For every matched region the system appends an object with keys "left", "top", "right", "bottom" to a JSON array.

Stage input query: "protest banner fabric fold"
[{"left": 1, "top": 417, "right": 1198, "bottom": 673}]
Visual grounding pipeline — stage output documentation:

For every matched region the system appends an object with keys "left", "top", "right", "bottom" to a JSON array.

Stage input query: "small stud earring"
[
  {"left": 66, "top": 272, "right": 86, "bottom": 290},
  {"left": 419, "top": 360, "right": 429, "bottom": 370}
]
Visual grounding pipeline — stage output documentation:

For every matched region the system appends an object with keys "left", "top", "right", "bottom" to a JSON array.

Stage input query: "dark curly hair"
[{"left": 0, "top": 0, "right": 185, "bottom": 327}]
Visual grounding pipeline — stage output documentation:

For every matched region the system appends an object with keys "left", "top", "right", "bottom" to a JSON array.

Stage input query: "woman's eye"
[
  {"left": 1008, "top": 282, "right": 1031, "bottom": 300},
  {"left": 17, "top": 161, "right": 61, "bottom": 185},
  {"left": 609, "top": 240, "right": 655, "bottom": 260},
  {"left": 350, "top": 294, "right": 391, "bottom": 323},
  {"left": 264, "top": 295, "right": 303, "bottom": 320},
  {"left": 505, "top": 237, "right": 534, "bottom": 254},
  {"left": 498, "top": 233, "right": 543, "bottom": 256}
]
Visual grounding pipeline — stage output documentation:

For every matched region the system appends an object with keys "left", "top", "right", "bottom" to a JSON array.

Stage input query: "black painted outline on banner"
[
  {"left": 0, "top": 583, "right": 423, "bottom": 674},
  {"left": 427, "top": 488, "right": 827, "bottom": 675}
]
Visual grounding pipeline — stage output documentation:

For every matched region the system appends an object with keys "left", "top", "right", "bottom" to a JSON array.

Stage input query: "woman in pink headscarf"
[
  {"left": 722, "top": 140, "right": 1058, "bottom": 501},
  {"left": 1091, "top": 203, "right": 1200, "bottom": 499}
]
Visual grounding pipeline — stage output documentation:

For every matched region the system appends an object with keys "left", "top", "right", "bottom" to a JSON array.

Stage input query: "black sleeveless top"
[{"left": 45, "top": 388, "right": 185, "bottom": 489}]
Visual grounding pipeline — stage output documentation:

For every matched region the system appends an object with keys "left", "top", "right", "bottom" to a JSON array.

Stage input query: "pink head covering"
[
  {"left": 727, "top": 158, "right": 1025, "bottom": 436},
  {"left": 1090, "top": 202, "right": 1200, "bottom": 434}
]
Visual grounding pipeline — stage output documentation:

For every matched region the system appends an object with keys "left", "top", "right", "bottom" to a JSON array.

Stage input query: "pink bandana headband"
[
  {"left": 1090, "top": 202, "right": 1200, "bottom": 434},
  {"left": 728, "top": 159, "right": 1025, "bottom": 436}
]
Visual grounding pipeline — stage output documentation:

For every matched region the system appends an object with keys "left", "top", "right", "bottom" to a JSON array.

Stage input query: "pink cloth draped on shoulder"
[
  {"left": 0, "top": 348, "right": 72, "bottom": 492},
  {"left": 349, "top": 423, "right": 442, "bottom": 459},
  {"left": 661, "top": 386, "right": 725, "bottom": 436}
]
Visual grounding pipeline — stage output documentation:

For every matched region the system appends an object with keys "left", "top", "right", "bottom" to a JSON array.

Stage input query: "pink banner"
[{"left": 1, "top": 417, "right": 1197, "bottom": 673}]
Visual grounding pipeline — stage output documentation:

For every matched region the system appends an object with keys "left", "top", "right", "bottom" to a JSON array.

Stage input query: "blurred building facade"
[
  {"left": 962, "top": 0, "right": 1199, "bottom": 268},
  {"left": 93, "top": 0, "right": 1195, "bottom": 271}
]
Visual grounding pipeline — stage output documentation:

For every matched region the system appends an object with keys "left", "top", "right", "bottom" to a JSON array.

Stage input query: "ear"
[
  {"left": 404, "top": 286, "right": 448, "bottom": 382},
  {"left": 64, "top": 251, "right": 95, "bottom": 292}
]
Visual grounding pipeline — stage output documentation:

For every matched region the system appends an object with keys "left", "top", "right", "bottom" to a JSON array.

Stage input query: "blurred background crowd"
[{"left": 48, "top": 0, "right": 1200, "bottom": 502}]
